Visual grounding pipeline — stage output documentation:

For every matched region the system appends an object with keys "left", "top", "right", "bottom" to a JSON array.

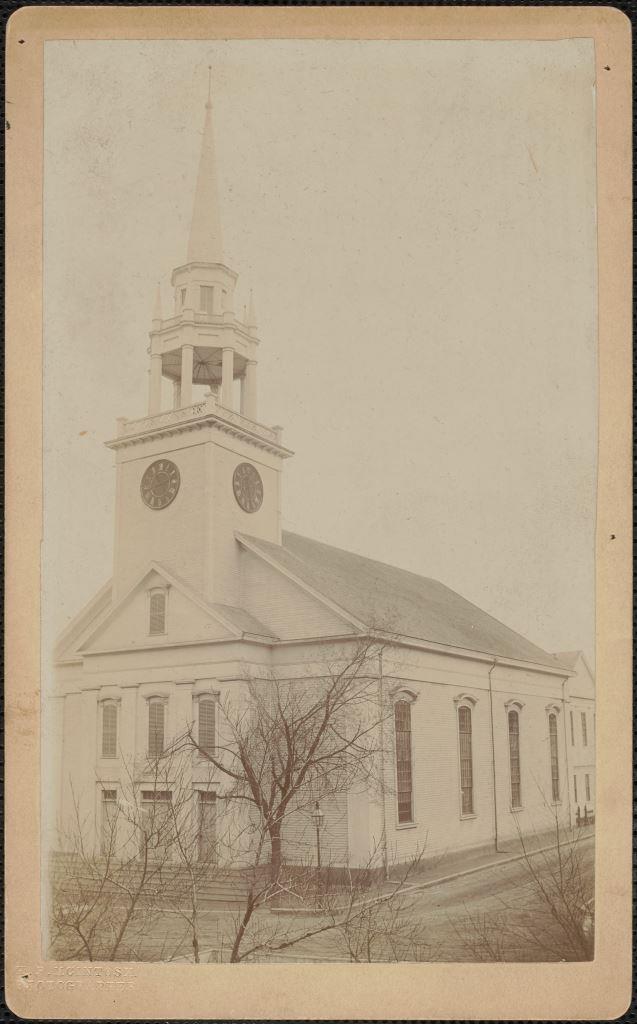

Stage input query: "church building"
[{"left": 51, "top": 84, "right": 595, "bottom": 873}]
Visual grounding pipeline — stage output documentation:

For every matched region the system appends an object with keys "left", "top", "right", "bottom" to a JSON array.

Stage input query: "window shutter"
[
  {"left": 581, "top": 712, "right": 588, "bottom": 746},
  {"left": 198, "top": 700, "right": 216, "bottom": 755},
  {"left": 102, "top": 703, "right": 117, "bottom": 758},
  {"left": 148, "top": 700, "right": 165, "bottom": 758},
  {"left": 198, "top": 791, "right": 217, "bottom": 862},
  {"left": 149, "top": 592, "right": 166, "bottom": 635},
  {"left": 100, "top": 790, "right": 117, "bottom": 856}
]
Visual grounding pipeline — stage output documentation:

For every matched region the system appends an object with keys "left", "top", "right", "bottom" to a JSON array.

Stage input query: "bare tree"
[
  {"left": 49, "top": 748, "right": 222, "bottom": 962},
  {"left": 171, "top": 635, "right": 397, "bottom": 960},
  {"left": 184, "top": 637, "right": 389, "bottom": 874},
  {"left": 449, "top": 811, "right": 594, "bottom": 963}
]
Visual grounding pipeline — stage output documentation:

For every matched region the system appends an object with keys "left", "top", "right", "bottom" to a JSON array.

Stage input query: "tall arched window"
[
  {"left": 101, "top": 701, "right": 118, "bottom": 759},
  {"left": 548, "top": 712, "right": 560, "bottom": 801},
  {"left": 457, "top": 706, "right": 474, "bottom": 815},
  {"left": 507, "top": 710, "right": 521, "bottom": 809},
  {"left": 148, "top": 698, "right": 166, "bottom": 758},
  {"left": 394, "top": 700, "right": 413, "bottom": 824}
]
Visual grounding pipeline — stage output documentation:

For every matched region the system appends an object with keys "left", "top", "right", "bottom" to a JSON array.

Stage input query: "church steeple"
[
  {"left": 139, "top": 71, "right": 273, "bottom": 422},
  {"left": 186, "top": 67, "right": 223, "bottom": 264},
  {"left": 108, "top": 74, "right": 292, "bottom": 606}
]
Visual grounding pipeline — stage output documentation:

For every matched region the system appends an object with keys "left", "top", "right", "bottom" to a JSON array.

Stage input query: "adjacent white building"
[{"left": 50, "top": 86, "right": 595, "bottom": 872}]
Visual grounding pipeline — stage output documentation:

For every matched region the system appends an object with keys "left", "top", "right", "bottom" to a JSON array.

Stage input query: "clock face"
[
  {"left": 233, "top": 462, "right": 263, "bottom": 513},
  {"left": 140, "top": 459, "right": 181, "bottom": 510}
]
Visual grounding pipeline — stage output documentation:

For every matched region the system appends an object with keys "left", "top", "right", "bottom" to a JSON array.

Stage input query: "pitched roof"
[
  {"left": 211, "top": 603, "right": 278, "bottom": 640},
  {"left": 238, "top": 530, "right": 561, "bottom": 669},
  {"left": 553, "top": 650, "right": 582, "bottom": 670}
]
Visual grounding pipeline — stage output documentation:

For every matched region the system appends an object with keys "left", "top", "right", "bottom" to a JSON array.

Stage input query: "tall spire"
[{"left": 187, "top": 67, "right": 223, "bottom": 264}]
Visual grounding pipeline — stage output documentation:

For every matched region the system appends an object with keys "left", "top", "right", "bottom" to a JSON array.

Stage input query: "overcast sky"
[{"left": 43, "top": 38, "right": 597, "bottom": 664}]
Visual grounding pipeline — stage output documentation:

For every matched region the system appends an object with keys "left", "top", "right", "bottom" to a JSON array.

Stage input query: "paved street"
[{"left": 240, "top": 835, "right": 595, "bottom": 963}]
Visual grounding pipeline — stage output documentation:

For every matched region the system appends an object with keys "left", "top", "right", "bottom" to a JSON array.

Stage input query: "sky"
[{"left": 43, "top": 38, "right": 597, "bottom": 663}]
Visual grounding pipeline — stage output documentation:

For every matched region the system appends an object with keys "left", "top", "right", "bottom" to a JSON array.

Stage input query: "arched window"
[
  {"left": 101, "top": 701, "right": 118, "bottom": 759},
  {"left": 548, "top": 712, "right": 560, "bottom": 801},
  {"left": 507, "top": 709, "right": 521, "bottom": 809},
  {"left": 198, "top": 698, "right": 216, "bottom": 756},
  {"left": 148, "top": 698, "right": 166, "bottom": 758},
  {"left": 394, "top": 700, "right": 413, "bottom": 824},
  {"left": 458, "top": 706, "right": 474, "bottom": 815},
  {"left": 149, "top": 590, "right": 166, "bottom": 635}
]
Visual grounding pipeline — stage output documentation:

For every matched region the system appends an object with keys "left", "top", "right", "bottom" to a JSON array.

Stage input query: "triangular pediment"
[{"left": 78, "top": 563, "right": 242, "bottom": 655}]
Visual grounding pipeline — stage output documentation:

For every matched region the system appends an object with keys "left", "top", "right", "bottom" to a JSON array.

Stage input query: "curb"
[
  {"left": 400, "top": 829, "right": 595, "bottom": 896},
  {"left": 272, "top": 829, "right": 595, "bottom": 914}
]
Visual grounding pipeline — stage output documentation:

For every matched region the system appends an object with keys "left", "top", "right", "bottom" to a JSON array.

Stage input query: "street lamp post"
[{"left": 311, "top": 800, "right": 324, "bottom": 891}]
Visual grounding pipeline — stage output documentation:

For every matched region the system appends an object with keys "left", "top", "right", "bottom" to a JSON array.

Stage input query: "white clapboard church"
[{"left": 51, "top": 85, "right": 595, "bottom": 871}]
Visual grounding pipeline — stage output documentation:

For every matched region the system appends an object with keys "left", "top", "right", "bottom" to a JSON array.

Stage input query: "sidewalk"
[
  {"left": 397, "top": 823, "right": 594, "bottom": 896},
  {"left": 270, "top": 823, "right": 595, "bottom": 913}
]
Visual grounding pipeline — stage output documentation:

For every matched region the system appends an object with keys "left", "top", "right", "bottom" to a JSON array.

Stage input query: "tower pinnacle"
[{"left": 187, "top": 73, "right": 223, "bottom": 264}]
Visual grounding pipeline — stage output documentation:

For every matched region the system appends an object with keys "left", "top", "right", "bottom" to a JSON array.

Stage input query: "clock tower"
[{"left": 107, "top": 75, "right": 292, "bottom": 606}]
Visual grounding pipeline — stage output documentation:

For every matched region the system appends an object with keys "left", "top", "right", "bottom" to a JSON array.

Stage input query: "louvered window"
[
  {"left": 198, "top": 699, "right": 216, "bottom": 756},
  {"left": 101, "top": 702, "right": 118, "bottom": 759},
  {"left": 458, "top": 706, "right": 474, "bottom": 815},
  {"left": 585, "top": 774, "right": 591, "bottom": 802},
  {"left": 570, "top": 710, "right": 575, "bottom": 745},
  {"left": 394, "top": 700, "right": 413, "bottom": 824},
  {"left": 508, "top": 710, "right": 521, "bottom": 808},
  {"left": 198, "top": 791, "right": 217, "bottom": 862},
  {"left": 100, "top": 789, "right": 117, "bottom": 856},
  {"left": 148, "top": 699, "right": 165, "bottom": 758},
  {"left": 574, "top": 774, "right": 578, "bottom": 804},
  {"left": 548, "top": 713, "right": 560, "bottom": 801},
  {"left": 200, "top": 285, "right": 214, "bottom": 314},
  {"left": 581, "top": 712, "right": 588, "bottom": 747},
  {"left": 149, "top": 591, "right": 166, "bottom": 635}
]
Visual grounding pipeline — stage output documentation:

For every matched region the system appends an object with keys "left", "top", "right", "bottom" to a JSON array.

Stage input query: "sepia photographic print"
[{"left": 5, "top": 6, "right": 631, "bottom": 1020}]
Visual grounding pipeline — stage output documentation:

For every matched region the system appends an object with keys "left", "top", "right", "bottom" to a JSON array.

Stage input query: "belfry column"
[
  {"left": 244, "top": 361, "right": 257, "bottom": 420},
  {"left": 148, "top": 283, "right": 163, "bottom": 415},
  {"left": 221, "top": 347, "right": 234, "bottom": 409},
  {"left": 181, "top": 344, "right": 194, "bottom": 407},
  {"left": 149, "top": 355, "right": 162, "bottom": 414}
]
